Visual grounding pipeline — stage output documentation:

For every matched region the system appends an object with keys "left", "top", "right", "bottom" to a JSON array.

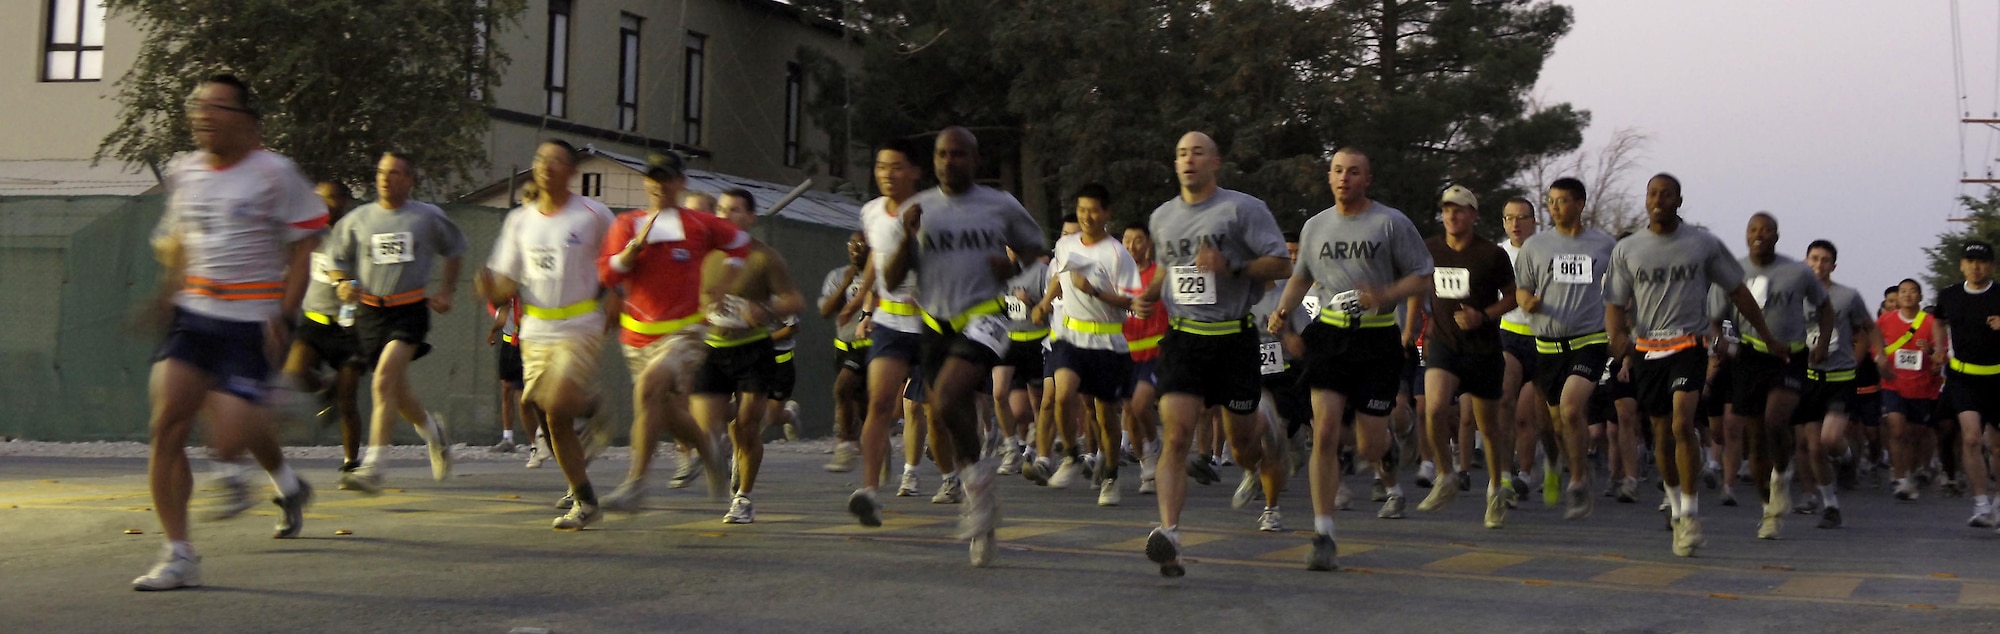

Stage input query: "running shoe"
[
  {"left": 970, "top": 529, "right": 998, "bottom": 568},
  {"left": 599, "top": 480, "right": 647, "bottom": 514},
  {"left": 1258, "top": 509, "right": 1283, "bottom": 532},
  {"left": 338, "top": 466, "right": 384, "bottom": 495},
  {"left": 1615, "top": 478, "right": 1638, "bottom": 504},
  {"left": 1674, "top": 515, "right": 1705, "bottom": 557},
  {"left": 1968, "top": 506, "right": 1998, "bottom": 529},
  {"left": 1335, "top": 485, "right": 1353, "bottom": 511},
  {"left": 1792, "top": 491, "right": 1821, "bottom": 515},
  {"left": 1378, "top": 494, "right": 1406, "bottom": 519},
  {"left": 131, "top": 548, "right": 201, "bottom": 591},
  {"left": 207, "top": 475, "right": 258, "bottom": 521},
  {"left": 1024, "top": 456, "right": 1054, "bottom": 486},
  {"left": 1758, "top": 511, "right": 1782, "bottom": 540},
  {"left": 553, "top": 501, "right": 599, "bottom": 530},
  {"left": 1049, "top": 457, "right": 1083, "bottom": 489},
  {"left": 1893, "top": 478, "right": 1918, "bottom": 501},
  {"left": 1098, "top": 479, "right": 1121, "bottom": 507},
  {"left": 1513, "top": 474, "right": 1533, "bottom": 507},
  {"left": 1305, "top": 534, "right": 1338, "bottom": 571},
  {"left": 555, "top": 493, "right": 574, "bottom": 510},
  {"left": 424, "top": 412, "right": 453, "bottom": 481},
  {"left": 1232, "top": 470, "right": 1261, "bottom": 510},
  {"left": 1139, "top": 476, "right": 1157, "bottom": 495},
  {"left": 957, "top": 467, "right": 999, "bottom": 541},
  {"left": 492, "top": 439, "right": 517, "bottom": 454},
  {"left": 1564, "top": 485, "right": 1592, "bottom": 520},
  {"left": 1817, "top": 506, "right": 1842, "bottom": 529},
  {"left": 932, "top": 476, "right": 964, "bottom": 504},
  {"left": 526, "top": 437, "right": 552, "bottom": 469},
  {"left": 1457, "top": 470, "right": 1471, "bottom": 492},
  {"left": 848, "top": 488, "right": 883, "bottom": 527},
  {"left": 897, "top": 471, "right": 921, "bottom": 497},
  {"left": 1146, "top": 527, "right": 1185, "bottom": 577},
  {"left": 1188, "top": 455, "right": 1221, "bottom": 485},
  {"left": 1701, "top": 465, "right": 1719, "bottom": 490},
  {"left": 1483, "top": 491, "right": 1508, "bottom": 529},
  {"left": 272, "top": 480, "right": 313, "bottom": 539},
  {"left": 668, "top": 453, "right": 700, "bottom": 489},
  {"left": 996, "top": 443, "right": 1022, "bottom": 475},
  {"left": 1416, "top": 461, "right": 1437, "bottom": 489},
  {"left": 1721, "top": 489, "right": 1738, "bottom": 507},
  {"left": 724, "top": 495, "right": 755, "bottom": 524},
  {"left": 825, "top": 441, "right": 859, "bottom": 473},
  {"left": 1418, "top": 476, "right": 1458, "bottom": 512},
  {"left": 1370, "top": 479, "right": 1388, "bottom": 503}
]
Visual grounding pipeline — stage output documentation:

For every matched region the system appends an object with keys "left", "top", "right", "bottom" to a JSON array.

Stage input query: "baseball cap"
[
  {"left": 1439, "top": 185, "right": 1478, "bottom": 211},
  {"left": 1965, "top": 240, "right": 1994, "bottom": 262},
  {"left": 645, "top": 152, "right": 686, "bottom": 181}
]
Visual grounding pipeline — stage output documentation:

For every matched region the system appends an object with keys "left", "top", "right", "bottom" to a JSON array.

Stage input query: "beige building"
[{"left": 0, "top": 0, "right": 864, "bottom": 199}]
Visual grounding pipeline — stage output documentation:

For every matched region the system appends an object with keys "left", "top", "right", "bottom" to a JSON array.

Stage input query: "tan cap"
[{"left": 1440, "top": 185, "right": 1478, "bottom": 211}]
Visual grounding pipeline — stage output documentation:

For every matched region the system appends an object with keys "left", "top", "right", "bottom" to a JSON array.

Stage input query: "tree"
[
  {"left": 1520, "top": 125, "right": 1650, "bottom": 234},
  {"left": 799, "top": 0, "right": 1586, "bottom": 236},
  {"left": 1923, "top": 189, "right": 2000, "bottom": 295},
  {"left": 95, "top": 0, "right": 526, "bottom": 195}
]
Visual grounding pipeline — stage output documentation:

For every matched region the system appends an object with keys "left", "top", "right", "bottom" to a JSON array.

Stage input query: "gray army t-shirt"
[
  {"left": 1605, "top": 225, "right": 1745, "bottom": 342},
  {"left": 1515, "top": 227, "right": 1617, "bottom": 339},
  {"left": 1148, "top": 188, "right": 1290, "bottom": 323},
  {"left": 1293, "top": 202, "right": 1433, "bottom": 322},
  {"left": 1732, "top": 253, "right": 1826, "bottom": 348},
  {"left": 328, "top": 200, "right": 468, "bottom": 297},
  {"left": 907, "top": 185, "right": 1046, "bottom": 320},
  {"left": 1806, "top": 281, "right": 1872, "bottom": 371}
]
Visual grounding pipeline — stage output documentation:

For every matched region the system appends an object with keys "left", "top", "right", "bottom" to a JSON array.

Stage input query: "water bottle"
[{"left": 337, "top": 280, "right": 359, "bottom": 328}]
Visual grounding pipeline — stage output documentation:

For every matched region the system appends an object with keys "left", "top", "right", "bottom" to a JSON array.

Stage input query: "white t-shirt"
[
  {"left": 1500, "top": 239, "right": 1531, "bottom": 329},
  {"left": 487, "top": 194, "right": 614, "bottom": 343},
  {"left": 1050, "top": 233, "right": 1142, "bottom": 352},
  {"left": 155, "top": 149, "right": 327, "bottom": 323},
  {"left": 860, "top": 196, "right": 922, "bottom": 334}
]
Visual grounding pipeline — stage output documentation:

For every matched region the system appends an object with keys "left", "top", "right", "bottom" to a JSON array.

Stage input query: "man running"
[
  {"left": 1881, "top": 279, "right": 1942, "bottom": 500},
  {"left": 1123, "top": 224, "right": 1168, "bottom": 494},
  {"left": 284, "top": 182, "right": 364, "bottom": 475},
  {"left": 1723, "top": 212, "right": 1832, "bottom": 540},
  {"left": 1514, "top": 177, "right": 1616, "bottom": 521},
  {"left": 1037, "top": 183, "right": 1143, "bottom": 506},
  {"left": 846, "top": 138, "right": 932, "bottom": 520},
  {"left": 478, "top": 139, "right": 618, "bottom": 530},
  {"left": 694, "top": 188, "right": 803, "bottom": 523},
  {"left": 134, "top": 75, "right": 321, "bottom": 590},
  {"left": 1931, "top": 241, "right": 2000, "bottom": 529},
  {"left": 1606, "top": 174, "right": 1779, "bottom": 557},
  {"left": 878, "top": 126, "right": 1046, "bottom": 567},
  {"left": 821, "top": 232, "right": 872, "bottom": 472},
  {"left": 1797, "top": 239, "right": 1882, "bottom": 529},
  {"left": 1414, "top": 185, "right": 1520, "bottom": 528},
  {"left": 329, "top": 152, "right": 467, "bottom": 493},
  {"left": 995, "top": 246, "right": 1049, "bottom": 476},
  {"left": 594, "top": 153, "right": 748, "bottom": 512},
  {"left": 1498, "top": 196, "right": 1549, "bottom": 504}
]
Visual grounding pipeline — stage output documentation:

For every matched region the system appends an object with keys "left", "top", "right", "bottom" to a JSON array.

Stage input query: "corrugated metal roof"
[
  {"left": 0, "top": 160, "right": 160, "bottom": 197},
  {"left": 583, "top": 145, "right": 862, "bottom": 231}
]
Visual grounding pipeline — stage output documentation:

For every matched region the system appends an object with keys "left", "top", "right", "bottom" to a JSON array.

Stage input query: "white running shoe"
[
  {"left": 1098, "top": 479, "right": 1121, "bottom": 507},
  {"left": 1145, "top": 526, "right": 1184, "bottom": 577},
  {"left": 997, "top": 442, "right": 1023, "bottom": 475},
  {"left": 131, "top": 549, "right": 201, "bottom": 591},
  {"left": 1416, "top": 461, "right": 1438, "bottom": 488},
  {"left": 724, "top": 495, "right": 755, "bottom": 524},
  {"left": 553, "top": 501, "right": 599, "bottom": 530},
  {"left": 424, "top": 412, "right": 453, "bottom": 481},
  {"left": 1138, "top": 477, "right": 1157, "bottom": 495},
  {"left": 932, "top": 476, "right": 964, "bottom": 504},
  {"left": 526, "top": 436, "right": 552, "bottom": 469},
  {"left": 825, "top": 441, "right": 858, "bottom": 473},
  {"left": 1049, "top": 457, "right": 1083, "bottom": 489},
  {"left": 897, "top": 471, "right": 922, "bottom": 497},
  {"left": 1232, "top": 470, "right": 1261, "bottom": 510},
  {"left": 599, "top": 480, "right": 647, "bottom": 514},
  {"left": 1258, "top": 509, "right": 1283, "bottom": 532},
  {"left": 957, "top": 466, "right": 999, "bottom": 541}
]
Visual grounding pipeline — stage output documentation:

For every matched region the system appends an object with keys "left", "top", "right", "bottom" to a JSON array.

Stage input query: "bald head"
[
  {"left": 935, "top": 126, "right": 980, "bottom": 194},
  {"left": 1174, "top": 131, "right": 1222, "bottom": 201}
]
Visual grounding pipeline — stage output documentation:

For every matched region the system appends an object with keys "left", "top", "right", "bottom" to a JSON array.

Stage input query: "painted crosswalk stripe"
[
  {"left": 1957, "top": 583, "right": 2000, "bottom": 606},
  {"left": 1590, "top": 566, "right": 1695, "bottom": 587},
  {"left": 1421, "top": 552, "right": 1533, "bottom": 575},
  {"left": 804, "top": 516, "right": 947, "bottom": 534},
  {"left": 995, "top": 523, "right": 1081, "bottom": 541},
  {"left": 1257, "top": 542, "right": 1379, "bottom": 562},
  {"left": 1771, "top": 575, "right": 1863, "bottom": 599}
]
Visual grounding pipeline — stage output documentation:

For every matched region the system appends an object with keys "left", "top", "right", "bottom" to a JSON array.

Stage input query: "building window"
[
  {"left": 617, "top": 14, "right": 641, "bottom": 132},
  {"left": 784, "top": 63, "right": 803, "bottom": 167},
  {"left": 581, "top": 173, "right": 603, "bottom": 197},
  {"left": 43, "top": 0, "right": 106, "bottom": 82},
  {"left": 684, "top": 32, "right": 706, "bottom": 145},
  {"left": 545, "top": 0, "right": 572, "bottom": 118}
]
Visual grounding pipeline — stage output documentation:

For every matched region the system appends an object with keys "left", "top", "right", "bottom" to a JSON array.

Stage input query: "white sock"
[
  {"left": 1664, "top": 489, "right": 1681, "bottom": 517},
  {"left": 1680, "top": 491, "right": 1699, "bottom": 518},
  {"left": 1314, "top": 515, "right": 1336, "bottom": 537},
  {"left": 413, "top": 415, "right": 442, "bottom": 445},
  {"left": 1821, "top": 485, "right": 1838, "bottom": 509},
  {"left": 167, "top": 539, "right": 196, "bottom": 560},
  {"left": 1488, "top": 484, "right": 1499, "bottom": 498},
  {"left": 269, "top": 465, "right": 302, "bottom": 497},
  {"left": 1388, "top": 484, "right": 1405, "bottom": 498},
  {"left": 362, "top": 446, "right": 386, "bottom": 469},
  {"left": 904, "top": 463, "right": 918, "bottom": 474},
  {"left": 940, "top": 470, "right": 957, "bottom": 481},
  {"left": 1977, "top": 494, "right": 1992, "bottom": 510},
  {"left": 502, "top": 429, "right": 515, "bottom": 442}
]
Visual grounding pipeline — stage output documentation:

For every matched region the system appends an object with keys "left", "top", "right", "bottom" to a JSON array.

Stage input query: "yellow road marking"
[
  {"left": 1421, "top": 552, "right": 1534, "bottom": 575},
  {"left": 1591, "top": 566, "right": 1695, "bottom": 587},
  {"left": 1959, "top": 583, "right": 2000, "bottom": 606},
  {"left": 1771, "top": 575, "right": 1864, "bottom": 599},
  {"left": 1257, "top": 542, "right": 1378, "bottom": 562},
  {"left": 995, "top": 523, "right": 1081, "bottom": 541},
  {"left": 804, "top": 516, "right": 947, "bottom": 534}
]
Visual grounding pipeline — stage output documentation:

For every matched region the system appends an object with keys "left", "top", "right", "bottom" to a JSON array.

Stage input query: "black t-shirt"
[
  {"left": 1934, "top": 281, "right": 2000, "bottom": 366},
  {"left": 1425, "top": 234, "right": 1514, "bottom": 355}
]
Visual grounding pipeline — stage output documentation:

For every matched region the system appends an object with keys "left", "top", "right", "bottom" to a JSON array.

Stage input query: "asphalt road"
[{"left": 4, "top": 445, "right": 1999, "bottom": 633}]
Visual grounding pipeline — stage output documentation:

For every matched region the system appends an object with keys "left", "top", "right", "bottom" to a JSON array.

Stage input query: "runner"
[
  {"left": 1248, "top": 246, "right": 1313, "bottom": 531},
  {"left": 593, "top": 153, "right": 749, "bottom": 513},
  {"left": 1036, "top": 183, "right": 1143, "bottom": 506},
  {"left": 477, "top": 139, "right": 618, "bottom": 530},
  {"left": 328, "top": 152, "right": 468, "bottom": 494},
  {"left": 845, "top": 137, "right": 932, "bottom": 524},
  {"left": 1414, "top": 185, "right": 1520, "bottom": 528},
  {"left": 994, "top": 246, "right": 1049, "bottom": 476},
  {"left": 1123, "top": 224, "right": 1168, "bottom": 494},
  {"left": 1797, "top": 239, "right": 1883, "bottom": 529},
  {"left": 1497, "top": 196, "right": 1550, "bottom": 505},
  {"left": 1514, "top": 176, "right": 1616, "bottom": 520},
  {"left": 1930, "top": 241, "right": 2000, "bottom": 529},
  {"left": 283, "top": 182, "right": 364, "bottom": 476},
  {"left": 1721, "top": 212, "right": 1832, "bottom": 540},
  {"left": 1137, "top": 132, "right": 1293, "bottom": 576},
  {"left": 820, "top": 232, "right": 872, "bottom": 472},
  {"left": 1269, "top": 146, "right": 1430, "bottom": 570},
  {"left": 1605, "top": 174, "right": 1778, "bottom": 557},
  {"left": 692, "top": 188, "right": 804, "bottom": 523},
  {"left": 878, "top": 126, "right": 1046, "bottom": 566},
  {"left": 485, "top": 297, "right": 534, "bottom": 463},
  {"left": 1025, "top": 215, "right": 1085, "bottom": 487},
  {"left": 133, "top": 75, "right": 321, "bottom": 590},
  {"left": 1880, "top": 279, "right": 1942, "bottom": 500}
]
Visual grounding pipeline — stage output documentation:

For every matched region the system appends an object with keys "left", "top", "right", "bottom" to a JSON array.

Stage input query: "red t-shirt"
[
  {"left": 598, "top": 208, "right": 752, "bottom": 347},
  {"left": 1878, "top": 310, "right": 1941, "bottom": 399},
  {"left": 1124, "top": 261, "right": 1169, "bottom": 361}
]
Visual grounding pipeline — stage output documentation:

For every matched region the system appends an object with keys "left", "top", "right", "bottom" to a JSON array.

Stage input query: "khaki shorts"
[
  {"left": 522, "top": 333, "right": 606, "bottom": 402},
  {"left": 621, "top": 326, "right": 710, "bottom": 389}
]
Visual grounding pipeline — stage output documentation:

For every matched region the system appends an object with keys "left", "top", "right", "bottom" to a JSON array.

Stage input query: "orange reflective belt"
[
  {"left": 361, "top": 289, "right": 426, "bottom": 307},
  {"left": 184, "top": 277, "right": 284, "bottom": 301},
  {"left": 1636, "top": 334, "right": 1700, "bottom": 353}
]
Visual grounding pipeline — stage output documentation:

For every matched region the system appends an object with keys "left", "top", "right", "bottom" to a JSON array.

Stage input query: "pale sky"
[{"left": 1537, "top": 0, "right": 1996, "bottom": 302}]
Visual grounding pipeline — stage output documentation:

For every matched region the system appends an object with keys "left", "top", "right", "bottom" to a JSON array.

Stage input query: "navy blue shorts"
[
  {"left": 1051, "top": 340, "right": 1135, "bottom": 401},
  {"left": 1127, "top": 358, "right": 1158, "bottom": 398},
  {"left": 155, "top": 308, "right": 270, "bottom": 403},
  {"left": 869, "top": 326, "right": 922, "bottom": 364},
  {"left": 1882, "top": 389, "right": 1935, "bottom": 426}
]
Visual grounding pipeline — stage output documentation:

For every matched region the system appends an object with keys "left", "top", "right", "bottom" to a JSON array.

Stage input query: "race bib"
[
  {"left": 1748, "top": 276, "right": 1770, "bottom": 308},
  {"left": 1170, "top": 265, "right": 1216, "bottom": 305},
  {"left": 1331, "top": 290, "right": 1363, "bottom": 317},
  {"left": 1259, "top": 341, "right": 1284, "bottom": 376},
  {"left": 371, "top": 232, "right": 414, "bottom": 265},
  {"left": 526, "top": 246, "right": 563, "bottom": 282},
  {"left": 1301, "top": 295, "right": 1321, "bottom": 320},
  {"left": 1895, "top": 348, "right": 1922, "bottom": 371},
  {"left": 1434, "top": 267, "right": 1471, "bottom": 300},
  {"left": 310, "top": 252, "right": 333, "bottom": 285},
  {"left": 1553, "top": 254, "right": 1593, "bottom": 284},
  {"left": 1003, "top": 296, "right": 1029, "bottom": 322},
  {"left": 964, "top": 314, "right": 1012, "bottom": 357}
]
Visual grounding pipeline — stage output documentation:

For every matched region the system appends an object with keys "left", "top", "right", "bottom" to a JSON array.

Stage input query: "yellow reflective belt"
[
  {"left": 1534, "top": 332, "right": 1609, "bottom": 354},
  {"left": 619, "top": 312, "right": 702, "bottom": 336},
  {"left": 1317, "top": 311, "right": 1397, "bottom": 329},
  {"left": 921, "top": 298, "right": 1005, "bottom": 332},
  {"left": 304, "top": 310, "right": 333, "bottom": 326},
  {"left": 878, "top": 300, "right": 920, "bottom": 316},
  {"left": 1064, "top": 317, "right": 1124, "bottom": 335},
  {"left": 1741, "top": 335, "right": 1806, "bottom": 355},
  {"left": 1806, "top": 368, "right": 1857, "bottom": 382},
  {"left": 1885, "top": 312, "right": 1928, "bottom": 353},
  {"left": 1128, "top": 334, "right": 1162, "bottom": 352},
  {"left": 501, "top": 333, "right": 516, "bottom": 344},
  {"left": 775, "top": 350, "right": 795, "bottom": 363},
  {"left": 1951, "top": 358, "right": 2000, "bottom": 376},
  {"left": 1500, "top": 320, "right": 1533, "bottom": 336},
  {"left": 707, "top": 331, "right": 771, "bottom": 348},
  {"left": 1169, "top": 317, "right": 1244, "bottom": 336},
  {"left": 1009, "top": 328, "right": 1050, "bottom": 342},
  {"left": 525, "top": 298, "right": 600, "bottom": 321},
  {"left": 836, "top": 338, "right": 876, "bottom": 351}
]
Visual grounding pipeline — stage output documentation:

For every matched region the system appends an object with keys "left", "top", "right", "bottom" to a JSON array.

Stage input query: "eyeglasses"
[
  {"left": 1502, "top": 215, "right": 1534, "bottom": 222},
  {"left": 187, "top": 101, "right": 255, "bottom": 116}
]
